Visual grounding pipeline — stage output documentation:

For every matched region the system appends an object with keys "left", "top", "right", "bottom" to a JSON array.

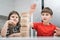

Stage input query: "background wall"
[
  {"left": 0, "top": 0, "right": 14, "bottom": 16},
  {"left": 0, "top": 0, "right": 14, "bottom": 31}
]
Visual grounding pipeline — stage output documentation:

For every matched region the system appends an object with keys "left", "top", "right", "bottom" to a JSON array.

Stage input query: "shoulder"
[
  {"left": 50, "top": 23, "right": 57, "bottom": 29},
  {"left": 50, "top": 23, "right": 56, "bottom": 27}
]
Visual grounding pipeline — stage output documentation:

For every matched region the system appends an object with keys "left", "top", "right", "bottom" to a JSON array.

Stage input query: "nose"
[
  {"left": 43, "top": 15, "right": 47, "bottom": 18},
  {"left": 14, "top": 19, "right": 16, "bottom": 21},
  {"left": 13, "top": 17, "right": 17, "bottom": 21}
]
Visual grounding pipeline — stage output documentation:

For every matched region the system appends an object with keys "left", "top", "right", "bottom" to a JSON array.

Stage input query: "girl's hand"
[{"left": 6, "top": 20, "right": 17, "bottom": 26}]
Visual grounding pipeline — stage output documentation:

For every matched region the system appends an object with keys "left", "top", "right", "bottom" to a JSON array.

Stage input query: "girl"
[{"left": 1, "top": 11, "right": 21, "bottom": 37}]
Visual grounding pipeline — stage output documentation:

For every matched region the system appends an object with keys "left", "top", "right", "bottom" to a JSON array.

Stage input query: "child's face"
[
  {"left": 41, "top": 13, "right": 52, "bottom": 23},
  {"left": 10, "top": 13, "right": 19, "bottom": 25}
]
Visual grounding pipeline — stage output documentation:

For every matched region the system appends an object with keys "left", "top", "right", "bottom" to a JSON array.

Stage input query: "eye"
[
  {"left": 46, "top": 14, "right": 49, "bottom": 16},
  {"left": 12, "top": 16, "right": 14, "bottom": 18},
  {"left": 42, "top": 14, "right": 44, "bottom": 16},
  {"left": 16, "top": 17, "right": 18, "bottom": 18}
]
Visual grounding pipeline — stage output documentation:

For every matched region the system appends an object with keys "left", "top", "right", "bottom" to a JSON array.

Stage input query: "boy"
[{"left": 32, "top": 7, "right": 56, "bottom": 36}]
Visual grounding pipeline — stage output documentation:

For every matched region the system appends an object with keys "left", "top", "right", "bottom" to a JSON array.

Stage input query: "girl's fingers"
[{"left": 8, "top": 20, "right": 16, "bottom": 26}]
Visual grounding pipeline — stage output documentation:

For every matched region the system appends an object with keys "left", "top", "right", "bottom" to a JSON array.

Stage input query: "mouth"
[{"left": 43, "top": 18, "right": 47, "bottom": 20}]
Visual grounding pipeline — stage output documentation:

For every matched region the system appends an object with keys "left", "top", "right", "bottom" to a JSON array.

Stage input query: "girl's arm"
[
  {"left": 1, "top": 20, "right": 16, "bottom": 37},
  {"left": 9, "top": 33, "right": 21, "bottom": 37},
  {"left": 1, "top": 21, "right": 9, "bottom": 37}
]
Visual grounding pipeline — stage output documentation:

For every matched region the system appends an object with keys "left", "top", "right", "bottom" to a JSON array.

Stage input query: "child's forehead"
[
  {"left": 11, "top": 13, "right": 18, "bottom": 15},
  {"left": 41, "top": 12, "right": 50, "bottom": 14},
  {"left": 10, "top": 14, "right": 19, "bottom": 17}
]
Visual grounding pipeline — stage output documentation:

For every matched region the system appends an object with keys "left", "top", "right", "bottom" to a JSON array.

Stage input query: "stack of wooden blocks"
[{"left": 20, "top": 12, "right": 30, "bottom": 37}]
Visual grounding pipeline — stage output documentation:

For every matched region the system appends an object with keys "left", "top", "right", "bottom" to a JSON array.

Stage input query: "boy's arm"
[
  {"left": 30, "top": 22, "right": 33, "bottom": 28},
  {"left": 56, "top": 27, "right": 60, "bottom": 30},
  {"left": 29, "top": 3, "right": 36, "bottom": 16},
  {"left": 29, "top": 3, "right": 36, "bottom": 28},
  {"left": 54, "top": 27, "right": 60, "bottom": 36}
]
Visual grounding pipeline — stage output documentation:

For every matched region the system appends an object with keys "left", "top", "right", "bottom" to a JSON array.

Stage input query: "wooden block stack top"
[{"left": 20, "top": 12, "right": 30, "bottom": 37}]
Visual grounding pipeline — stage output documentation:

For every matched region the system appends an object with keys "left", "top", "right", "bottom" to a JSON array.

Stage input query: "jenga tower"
[{"left": 20, "top": 12, "right": 30, "bottom": 37}]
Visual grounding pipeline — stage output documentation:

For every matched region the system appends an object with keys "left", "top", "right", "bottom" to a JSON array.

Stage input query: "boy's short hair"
[{"left": 41, "top": 7, "right": 53, "bottom": 15}]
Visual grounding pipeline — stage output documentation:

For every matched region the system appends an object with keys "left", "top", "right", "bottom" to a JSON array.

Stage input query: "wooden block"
[
  {"left": 20, "top": 27, "right": 30, "bottom": 37},
  {"left": 21, "top": 12, "right": 29, "bottom": 17}
]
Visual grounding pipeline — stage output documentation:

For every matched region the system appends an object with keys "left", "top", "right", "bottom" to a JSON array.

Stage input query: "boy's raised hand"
[{"left": 29, "top": 3, "right": 36, "bottom": 15}]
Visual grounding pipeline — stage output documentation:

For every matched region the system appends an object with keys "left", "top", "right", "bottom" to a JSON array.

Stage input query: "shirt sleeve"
[
  {"left": 54, "top": 25, "right": 57, "bottom": 30},
  {"left": 53, "top": 25, "right": 57, "bottom": 33},
  {"left": 32, "top": 22, "right": 38, "bottom": 31}
]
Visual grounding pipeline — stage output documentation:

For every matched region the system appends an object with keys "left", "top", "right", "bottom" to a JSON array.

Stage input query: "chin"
[{"left": 43, "top": 21, "right": 48, "bottom": 23}]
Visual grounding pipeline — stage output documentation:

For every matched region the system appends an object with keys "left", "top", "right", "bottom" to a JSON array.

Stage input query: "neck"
[{"left": 43, "top": 22, "right": 50, "bottom": 25}]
